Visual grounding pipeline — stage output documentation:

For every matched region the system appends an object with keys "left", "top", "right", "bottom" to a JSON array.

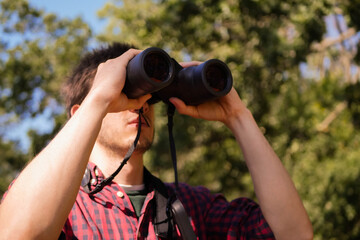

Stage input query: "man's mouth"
[{"left": 128, "top": 115, "right": 150, "bottom": 127}]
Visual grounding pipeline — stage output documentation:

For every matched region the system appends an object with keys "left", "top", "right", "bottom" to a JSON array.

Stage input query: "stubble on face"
[
  {"left": 97, "top": 131, "right": 154, "bottom": 156},
  {"left": 96, "top": 116, "right": 155, "bottom": 157}
]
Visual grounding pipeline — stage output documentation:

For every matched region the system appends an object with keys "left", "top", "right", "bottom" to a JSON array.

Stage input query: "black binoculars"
[{"left": 123, "top": 47, "right": 233, "bottom": 106}]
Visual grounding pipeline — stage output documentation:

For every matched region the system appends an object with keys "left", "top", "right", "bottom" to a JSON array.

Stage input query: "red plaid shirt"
[
  {"left": 60, "top": 162, "right": 274, "bottom": 239},
  {"left": 2, "top": 162, "right": 274, "bottom": 239}
]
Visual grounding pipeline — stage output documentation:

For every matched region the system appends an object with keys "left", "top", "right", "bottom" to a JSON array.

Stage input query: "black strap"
[
  {"left": 171, "top": 199, "right": 197, "bottom": 240},
  {"left": 166, "top": 104, "right": 196, "bottom": 240},
  {"left": 87, "top": 108, "right": 144, "bottom": 195},
  {"left": 80, "top": 104, "right": 196, "bottom": 239},
  {"left": 146, "top": 169, "right": 175, "bottom": 239},
  {"left": 149, "top": 169, "right": 196, "bottom": 240},
  {"left": 167, "top": 104, "right": 179, "bottom": 189}
]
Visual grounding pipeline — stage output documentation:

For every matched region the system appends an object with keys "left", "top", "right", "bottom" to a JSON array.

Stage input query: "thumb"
[{"left": 169, "top": 97, "right": 198, "bottom": 118}]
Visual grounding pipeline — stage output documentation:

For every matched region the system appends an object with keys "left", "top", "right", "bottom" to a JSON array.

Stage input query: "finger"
[
  {"left": 179, "top": 61, "right": 202, "bottom": 68},
  {"left": 169, "top": 97, "right": 199, "bottom": 118},
  {"left": 98, "top": 49, "right": 142, "bottom": 69},
  {"left": 119, "top": 48, "right": 142, "bottom": 63}
]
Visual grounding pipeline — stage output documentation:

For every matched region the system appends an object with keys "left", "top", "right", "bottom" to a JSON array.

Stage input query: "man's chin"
[
  {"left": 97, "top": 137, "right": 153, "bottom": 156},
  {"left": 134, "top": 138, "right": 153, "bottom": 153}
]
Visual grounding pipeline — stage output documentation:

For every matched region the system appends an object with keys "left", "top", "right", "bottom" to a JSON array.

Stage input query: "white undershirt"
[{"left": 119, "top": 183, "right": 145, "bottom": 191}]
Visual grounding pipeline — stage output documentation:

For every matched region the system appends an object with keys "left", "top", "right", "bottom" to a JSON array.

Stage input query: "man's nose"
[{"left": 131, "top": 102, "right": 150, "bottom": 114}]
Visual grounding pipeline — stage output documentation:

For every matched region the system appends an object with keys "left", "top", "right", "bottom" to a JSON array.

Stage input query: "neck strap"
[{"left": 88, "top": 107, "right": 144, "bottom": 195}]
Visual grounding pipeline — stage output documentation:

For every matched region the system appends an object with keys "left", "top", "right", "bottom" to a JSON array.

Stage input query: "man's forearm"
[
  {"left": 228, "top": 109, "right": 313, "bottom": 240},
  {"left": 0, "top": 94, "right": 107, "bottom": 240}
]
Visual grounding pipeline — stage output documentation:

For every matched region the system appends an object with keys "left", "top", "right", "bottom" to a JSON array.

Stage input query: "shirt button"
[
  {"left": 117, "top": 191, "right": 124, "bottom": 198},
  {"left": 90, "top": 179, "right": 96, "bottom": 185}
]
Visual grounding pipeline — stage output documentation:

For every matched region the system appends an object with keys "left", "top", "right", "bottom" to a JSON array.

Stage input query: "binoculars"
[{"left": 123, "top": 47, "right": 233, "bottom": 106}]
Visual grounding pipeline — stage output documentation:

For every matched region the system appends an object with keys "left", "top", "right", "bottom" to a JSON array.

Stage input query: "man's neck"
[{"left": 89, "top": 143, "right": 144, "bottom": 185}]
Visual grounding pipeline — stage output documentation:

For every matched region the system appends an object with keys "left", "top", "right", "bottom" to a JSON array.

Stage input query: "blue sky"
[
  {"left": 29, "top": 0, "right": 107, "bottom": 34},
  {"left": 4, "top": 1, "right": 109, "bottom": 151},
  {"left": 5, "top": 2, "right": 360, "bottom": 151}
]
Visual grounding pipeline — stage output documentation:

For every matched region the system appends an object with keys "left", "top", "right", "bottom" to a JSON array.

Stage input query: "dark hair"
[{"left": 61, "top": 42, "right": 135, "bottom": 118}]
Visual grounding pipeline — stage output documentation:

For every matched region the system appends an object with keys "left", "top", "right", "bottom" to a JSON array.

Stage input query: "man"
[{"left": 0, "top": 43, "right": 313, "bottom": 239}]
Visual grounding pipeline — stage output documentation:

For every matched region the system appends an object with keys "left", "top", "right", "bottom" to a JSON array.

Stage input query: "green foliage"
[
  {"left": 2, "top": 0, "right": 360, "bottom": 239},
  {"left": 97, "top": 0, "right": 330, "bottom": 182},
  {"left": 0, "top": 0, "right": 92, "bottom": 195},
  {"left": 97, "top": 0, "right": 360, "bottom": 238},
  {"left": 0, "top": 138, "right": 27, "bottom": 196},
  {"left": 340, "top": 0, "right": 360, "bottom": 64},
  {"left": 267, "top": 75, "right": 360, "bottom": 239}
]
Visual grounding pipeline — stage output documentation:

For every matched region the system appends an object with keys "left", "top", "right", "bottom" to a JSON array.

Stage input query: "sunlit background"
[{"left": 1, "top": 1, "right": 360, "bottom": 239}]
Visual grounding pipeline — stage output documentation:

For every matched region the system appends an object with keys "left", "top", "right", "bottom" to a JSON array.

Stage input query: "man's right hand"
[{"left": 89, "top": 48, "right": 151, "bottom": 114}]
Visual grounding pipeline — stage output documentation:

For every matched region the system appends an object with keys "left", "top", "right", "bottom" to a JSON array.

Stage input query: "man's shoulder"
[
  {"left": 164, "top": 182, "right": 225, "bottom": 206},
  {"left": 165, "top": 182, "right": 211, "bottom": 195},
  {"left": 164, "top": 182, "right": 262, "bottom": 212}
]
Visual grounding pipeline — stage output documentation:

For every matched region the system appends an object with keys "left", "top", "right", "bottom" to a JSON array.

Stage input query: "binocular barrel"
[{"left": 123, "top": 47, "right": 233, "bottom": 106}]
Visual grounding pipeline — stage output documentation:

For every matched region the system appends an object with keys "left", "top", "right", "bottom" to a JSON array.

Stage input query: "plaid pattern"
[{"left": 60, "top": 162, "right": 274, "bottom": 239}]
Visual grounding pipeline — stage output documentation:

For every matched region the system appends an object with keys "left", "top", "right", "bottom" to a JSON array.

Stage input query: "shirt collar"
[{"left": 81, "top": 162, "right": 157, "bottom": 194}]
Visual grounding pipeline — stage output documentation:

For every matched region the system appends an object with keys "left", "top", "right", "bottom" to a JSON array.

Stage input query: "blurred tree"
[
  {"left": 0, "top": 139, "right": 27, "bottom": 193},
  {"left": 96, "top": 0, "right": 360, "bottom": 239},
  {"left": 1, "top": 0, "right": 360, "bottom": 239},
  {"left": 97, "top": 0, "right": 332, "bottom": 195},
  {"left": 0, "top": 0, "right": 92, "bottom": 196}
]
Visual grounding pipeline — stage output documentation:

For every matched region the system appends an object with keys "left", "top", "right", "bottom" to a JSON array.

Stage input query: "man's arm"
[
  {"left": 0, "top": 49, "right": 150, "bottom": 240},
  {"left": 170, "top": 87, "right": 313, "bottom": 240}
]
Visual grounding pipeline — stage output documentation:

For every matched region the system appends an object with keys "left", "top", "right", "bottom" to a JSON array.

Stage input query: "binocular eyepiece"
[{"left": 123, "top": 47, "right": 233, "bottom": 106}]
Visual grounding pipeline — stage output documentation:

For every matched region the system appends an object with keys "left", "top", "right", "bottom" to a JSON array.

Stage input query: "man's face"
[{"left": 97, "top": 102, "right": 155, "bottom": 155}]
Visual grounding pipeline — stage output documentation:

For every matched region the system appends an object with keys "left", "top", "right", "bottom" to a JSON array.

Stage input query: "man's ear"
[{"left": 70, "top": 104, "right": 80, "bottom": 117}]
